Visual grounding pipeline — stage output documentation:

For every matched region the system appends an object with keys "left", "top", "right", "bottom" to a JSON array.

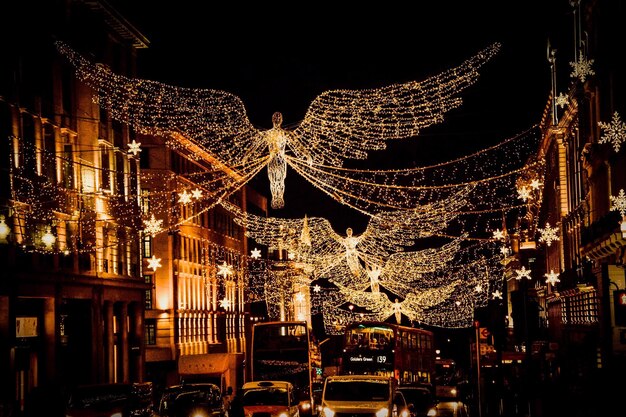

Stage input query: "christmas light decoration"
[
  {"left": 250, "top": 248, "right": 262, "bottom": 259},
  {"left": 143, "top": 214, "right": 163, "bottom": 237},
  {"left": 544, "top": 270, "right": 560, "bottom": 285},
  {"left": 219, "top": 297, "right": 231, "bottom": 309},
  {"left": 598, "top": 112, "right": 626, "bottom": 152},
  {"left": 56, "top": 41, "right": 501, "bottom": 209},
  {"left": 178, "top": 190, "right": 192, "bottom": 204},
  {"left": 610, "top": 189, "right": 626, "bottom": 217},
  {"left": 217, "top": 261, "right": 234, "bottom": 277},
  {"left": 492, "top": 229, "right": 505, "bottom": 240},
  {"left": 538, "top": 222, "right": 560, "bottom": 247},
  {"left": 147, "top": 255, "right": 162, "bottom": 271},
  {"left": 514, "top": 266, "right": 532, "bottom": 280},
  {"left": 127, "top": 140, "right": 142, "bottom": 155},
  {"left": 555, "top": 92, "right": 568, "bottom": 108},
  {"left": 492, "top": 290, "right": 503, "bottom": 299},
  {"left": 569, "top": 55, "right": 595, "bottom": 82}
]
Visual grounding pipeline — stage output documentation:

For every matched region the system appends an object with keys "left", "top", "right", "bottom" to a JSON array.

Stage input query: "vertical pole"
[{"left": 474, "top": 321, "right": 482, "bottom": 417}]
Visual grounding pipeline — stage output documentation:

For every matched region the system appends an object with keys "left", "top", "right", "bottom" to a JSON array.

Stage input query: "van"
[
  {"left": 321, "top": 375, "right": 409, "bottom": 417},
  {"left": 239, "top": 381, "right": 300, "bottom": 417}
]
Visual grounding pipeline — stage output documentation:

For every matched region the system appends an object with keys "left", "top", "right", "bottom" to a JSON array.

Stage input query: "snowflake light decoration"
[
  {"left": 147, "top": 255, "right": 162, "bottom": 271},
  {"left": 250, "top": 247, "right": 262, "bottom": 259},
  {"left": 492, "top": 229, "right": 505, "bottom": 241},
  {"left": 219, "top": 297, "right": 231, "bottom": 309},
  {"left": 569, "top": 55, "right": 595, "bottom": 82},
  {"left": 555, "top": 92, "right": 569, "bottom": 109},
  {"left": 538, "top": 222, "right": 560, "bottom": 247},
  {"left": 500, "top": 246, "right": 511, "bottom": 256},
  {"left": 178, "top": 190, "right": 192, "bottom": 204},
  {"left": 610, "top": 189, "right": 626, "bottom": 217},
  {"left": 475, "top": 284, "right": 483, "bottom": 293},
  {"left": 313, "top": 284, "right": 321, "bottom": 293},
  {"left": 492, "top": 290, "right": 503, "bottom": 300},
  {"left": 514, "top": 266, "right": 532, "bottom": 280},
  {"left": 517, "top": 186, "right": 532, "bottom": 202},
  {"left": 598, "top": 112, "right": 626, "bottom": 152},
  {"left": 544, "top": 270, "right": 561, "bottom": 285},
  {"left": 143, "top": 214, "right": 163, "bottom": 237},
  {"left": 191, "top": 188, "right": 203, "bottom": 199},
  {"left": 127, "top": 140, "right": 141, "bottom": 155},
  {"left": 530, "top": 179, "right": 543, "bottom": 190},
  {"left": 217, "top": 261, "right": 234, "bottom": 278},
  {"left": 295, "top": 292, "right": 306, "bottom": 302}
]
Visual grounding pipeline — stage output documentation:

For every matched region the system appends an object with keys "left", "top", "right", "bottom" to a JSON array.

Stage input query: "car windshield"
[
  {"left": 242, "top": 388, "right": 289, "bottom": 406},
  {"left": 160, "top": 385, "right": 222, "bottom": 413},
  {"left": 398, "top": 389, "right": 432, "bottom": 407},
  {"left": 67, "top": 385, "right": 130, "bottom": 409},
  {"left": 324, "top": 380, "right": 389, "bottom": 401}
]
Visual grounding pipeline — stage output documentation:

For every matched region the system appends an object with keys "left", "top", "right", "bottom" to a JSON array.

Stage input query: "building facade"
[
  {"left": 0, "top": 0, "right": 151, "bottom": 414},
  {"left": 138, "top": 131, "right": 268, "bottom": 394},
  {"left": 501, "top": 0, "right": 625, "bottom": 413}
]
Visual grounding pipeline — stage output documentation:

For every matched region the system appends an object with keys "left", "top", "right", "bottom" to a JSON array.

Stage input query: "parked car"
[
  {"left": 158, "top": 382, "right": 227, "bottom": 417},
  {"left": 397, "top": 386, "right": 438, "bottom": 417},
  {"left": 240, "top": 381, "right": 300, "bottom": 417},
  {"left": 65, "top": 382, "right": 153, "bottom": 417},
  {"left": 321, "top": 375, "right": 410, "bottom": 417}
]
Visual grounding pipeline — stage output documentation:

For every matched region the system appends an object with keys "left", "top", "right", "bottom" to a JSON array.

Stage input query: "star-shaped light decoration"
[
  {"left": 178, "top": 190, "right": 192, "bottom": 204},
  {"left": 475, "top": 284, "right": 483, "bottom": 293},
  {"left": 492, "top": 229, "right": 505, "bottom": 241},
  {"left": 500, "top": 246, "right": 511, "bottom": 256},
  {"left": 288, "top": 251, "right": 296, "bottom": 260},
  {"left": 555, "top": 92, "right": 569, "bottom": 109},
  {"left": 598, "top": 112, "right": 626, "bottom": 153},
  {"left": 517, "top": 186, "right": 532, "bottom": 202},
  {"left": 538, "top": 222, "right": 560, "bottom": 247},
  {"left": 610, "top": 189, "right": 626, "bottom": 217},
  {"left": 455, "top": 300, "right": 461, "bottom": 306},
  {"left": 127, "top": 140, "right": 142, "bottom": 155},
  {"left": 219, "top": 297, "right": 231, "bottom": 309},
  {"left": 514, "top": 266, "right": 532, "bottom": 280},
  {"left": 530, "top": 179, "right": 543, "bottom": 190},
  {"left": 492, "top": 290, "right": 503, "bottom": 300},
  {"left": 216, "top": 261, "right": 234, "bottom": 278},
  {"left": 569, "top": 55, "right": 595, "bottom": 82},
  {"left": 191, "top": 188, "right": 203, "bottom": 199},
  {"left": 295, "top": 292, "right": 306, "bottom": 302},
  {"left": 147, "top": 255, "right": 162, "bottom": 271},
  {"left": 313, "top": 284, "right": 321, "bottom": 293},
  {"left": 143, "top": 214, "right": 163, "bottom": 237},
  {"left": 250, "top": 247, "right": 262, "bottom": 259},
  {"left": 544, "top": 269, "right": 561, "bottom": 285}
]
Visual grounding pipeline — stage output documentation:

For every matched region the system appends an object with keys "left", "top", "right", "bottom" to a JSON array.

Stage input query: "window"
[
  {"left": 100, "top": 144, "right": 111, "bottom": 192},
  {"left": 145, "top": 320, "right": 156, "bottom": 345},
  {"left": 144, "top": 274, "right": 153, "bottom": 310},
  {"left": 62, "top": 143, "right": 74, "bottom": 188},
  {"left": 42, "top": 124, "right": 56, "bottom": 184},
  {"left": 142, "top": 235, "right": 152, "bottom": 258}
]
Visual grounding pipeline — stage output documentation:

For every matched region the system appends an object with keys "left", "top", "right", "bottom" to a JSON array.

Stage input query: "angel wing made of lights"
[
  {"left": 56, "top": 41, "right": 501, "bottom": 209},
  {"left": 337, "top": 280, "right": 461, "bottom": 323}
]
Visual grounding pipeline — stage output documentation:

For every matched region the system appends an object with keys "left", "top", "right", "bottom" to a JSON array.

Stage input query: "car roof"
[
  {"left": 242, "top": 381, "right": 293, "bottom": 390},
  {"left": 325, "top": 375, "right": 393, "bottom": 382}
]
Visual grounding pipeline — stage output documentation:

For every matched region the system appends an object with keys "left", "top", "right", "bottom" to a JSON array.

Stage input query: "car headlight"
[
  {"left": 322, "top": 406, "right": 335, "bottom": 417},
  {"left": 427, "top": 408, "right": 437, "bottom": 417},
  {"left": 300, "top": 401, "right": 311, "bottom": 410},
  {"left": 278, "top": 412, "right": 289, "bottom": 417},
  {"left": 375, "top": 407, "right": 389, "bottom": 417}
]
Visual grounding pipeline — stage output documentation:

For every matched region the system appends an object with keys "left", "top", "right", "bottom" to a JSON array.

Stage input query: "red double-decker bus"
[{"left": 339, "top": 321, "right": 436, "bottom": 386}]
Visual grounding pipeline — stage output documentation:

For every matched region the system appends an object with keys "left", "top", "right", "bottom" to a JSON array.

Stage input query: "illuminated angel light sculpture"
[
  {"left": 56, "top": 41, "right": 500, "bottom": 209},
  {"left": 337, "top": 280, "right": 461, "bottom": 324}
]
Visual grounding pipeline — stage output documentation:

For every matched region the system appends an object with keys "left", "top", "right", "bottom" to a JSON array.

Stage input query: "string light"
[{"left": 55, "top": 40, "right": 501, "bottom": 209}]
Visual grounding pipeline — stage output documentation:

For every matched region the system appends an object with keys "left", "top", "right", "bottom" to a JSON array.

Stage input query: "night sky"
[{"left": 109, "top": 0, "right": 574, "bottom": 232}]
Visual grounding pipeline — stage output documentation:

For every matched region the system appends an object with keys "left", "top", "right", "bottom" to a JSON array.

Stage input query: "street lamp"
[{"left": 0, "top": 215, "right": 9, "bottom": 242}]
